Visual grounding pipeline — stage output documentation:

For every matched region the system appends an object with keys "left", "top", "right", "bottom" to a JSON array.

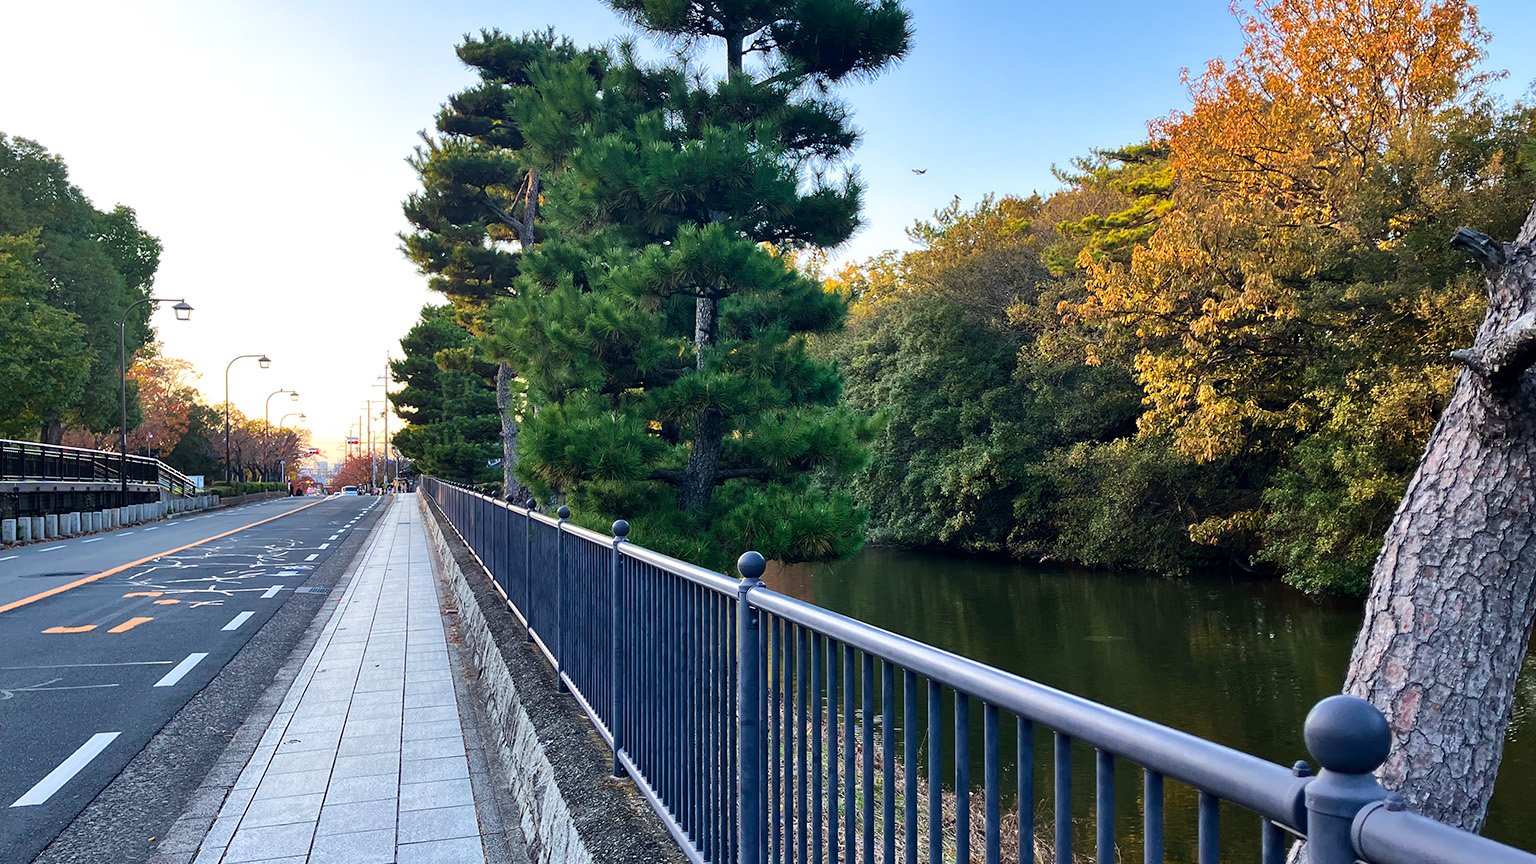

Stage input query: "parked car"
[{"left": 341, "top": 485, "right": 359, "bottom": 496}]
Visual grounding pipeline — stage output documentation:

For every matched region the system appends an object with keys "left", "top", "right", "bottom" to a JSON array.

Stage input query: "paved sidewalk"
[{"left": 192, "top": 495, "right": 495, "bottom": 864}]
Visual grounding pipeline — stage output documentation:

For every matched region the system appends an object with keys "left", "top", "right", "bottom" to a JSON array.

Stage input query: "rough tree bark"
[
  {"left": 680, "top": 291, "right": 722, "bottom": 512},
  {"left": 1344, "top": 201, "right": 1536, "bottom": 830},
  {"left": 485, "top": 170, "right": 540, "bottom": 502}
]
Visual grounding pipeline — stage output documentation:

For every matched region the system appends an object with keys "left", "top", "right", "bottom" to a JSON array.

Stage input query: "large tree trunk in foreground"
[{"left": 1345, "top": 202, "right": 1536, "bottom": 830}]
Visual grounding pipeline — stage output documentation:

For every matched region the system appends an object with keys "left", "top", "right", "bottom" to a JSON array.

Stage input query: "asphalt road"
[{"left": 0, "top": 495, "right": 380, "bottom": 862}]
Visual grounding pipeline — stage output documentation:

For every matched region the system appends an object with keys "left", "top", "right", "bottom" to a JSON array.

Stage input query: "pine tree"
[
  {"left": 401, "top": 30, "right": 612, "bottom": 497},
  {"left": 492, "top": 1, "right": 911, "bottom": 563}
]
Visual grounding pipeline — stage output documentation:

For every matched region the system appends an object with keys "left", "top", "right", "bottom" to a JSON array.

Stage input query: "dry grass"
[{"left": 764, "top": 698, "right": 1104, "bottom": 864}]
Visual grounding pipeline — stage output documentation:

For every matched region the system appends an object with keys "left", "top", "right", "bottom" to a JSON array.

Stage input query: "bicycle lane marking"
[{"left": 0, "top": 499, "right": 328, "bottom": 616}]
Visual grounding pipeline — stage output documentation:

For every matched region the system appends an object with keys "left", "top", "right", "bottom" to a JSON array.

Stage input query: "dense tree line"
[
  {"left": 0, "top": 134, "right": 163, "bottom": 442},
  {"left": 830, "top": 0, "right": 1536, "bottom": 594}
]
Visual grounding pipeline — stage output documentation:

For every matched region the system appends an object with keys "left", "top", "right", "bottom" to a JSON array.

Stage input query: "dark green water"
[{"left": 770, "top": 547, "right": 1536, "bottom": 855}]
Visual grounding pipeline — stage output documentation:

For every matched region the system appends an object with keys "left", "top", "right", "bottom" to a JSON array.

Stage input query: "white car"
[{"left": 340, "top": 485, "right": 359, "bottom": 496}]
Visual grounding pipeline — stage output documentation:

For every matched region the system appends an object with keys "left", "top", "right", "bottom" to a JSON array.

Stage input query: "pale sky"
[{"left": 3, "top": 1, "right": 1533, "bottom": 462}]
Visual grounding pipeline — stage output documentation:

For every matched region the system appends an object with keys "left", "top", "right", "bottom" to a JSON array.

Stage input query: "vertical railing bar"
[
  {"left": 1095, "top": 749, "right": 1113, "bottom": 864},
  {"left": 984, "top": 703, "right": 1000, "bottom": 864},
  {"left": 1198, "top": 792, "right": 1219, "bottom": 864},
  {"left": 882, "top": 660, "right": 895, "bottom": 864},
  {"left": 828, "top": 639, "right": 841, "bottom": 864},
  {"left": 844, "top": 644, "right": 856, "bottom": 862},
  {"left": 770, "top": 616, "right": 781, "bottom": 864},
  {"left": 798, "top": 625, "right": 809, "bottom": 864},
  {"left": 1019, "top": 717, "right": 1034, "bottom": 864},
  {"left": 1054, "top": 733, "right": 1071, "bottom": 864},
  {"left": 861, "top": 651, "right": 874, "bottom": 864},
  {"left": 1144, "top": 770, "right": 1163, "bottom": 864},
  {"left": 1261, "top": 816, "right": 1285, "bottom": 864},
  {"left": 811, "top": 633, "right": 824, "bottom": 864},
  {"left": 956, "top": 692, "right": 971, "bottom": 864},
  {"left": 903, "top": 669, "right": 918, "bottom": 864},
  {"left": 926, "top": 680, "right": 941, "bottom": 864},
  {"left": 610, "top": 521, "right": 627, "bottom": 778},
  {"left": 736, "top": 553, "right": 764, "bottom": 864}
]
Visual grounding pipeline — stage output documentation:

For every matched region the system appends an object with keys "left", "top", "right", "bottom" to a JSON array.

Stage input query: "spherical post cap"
[
  {"left": 612, "top": 519, "right": 630, "bottom": 538},
  {"left": 557, "top": 505, "right": 570, "bottom": 520},
  {"left": 738, "top": 551, "right": 766, "bottom": 580},
  {"left": 525, "top": 498, "right": 537, "bottom": 510},
  {"left": 1304, "top": 694, "right": 1390, "bottom": 775}
]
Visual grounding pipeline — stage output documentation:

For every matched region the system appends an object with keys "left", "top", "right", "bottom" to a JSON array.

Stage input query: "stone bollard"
[
  {"left": 31, "top": 516, "right": 45, "bottom": 540},
  {"left": 45, "top": 514, "right": 59, "bottom": 538},
  {"left": 2, "top": 519, "right": 15, "bottom": 544},
  {"left": 18, "top": 518, "right": 32, "bottom": 542},
  {"left": 66, "top": 513, "right": 78, "bottom": 535}
]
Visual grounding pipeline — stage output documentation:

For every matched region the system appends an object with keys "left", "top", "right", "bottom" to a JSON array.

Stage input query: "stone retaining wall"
[{"left": 418, "top": 494, "right": 683, "bottom": 864}]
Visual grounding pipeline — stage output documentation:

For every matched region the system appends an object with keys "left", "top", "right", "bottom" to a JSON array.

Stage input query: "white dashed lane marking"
[
  {"left": 221, "top": 611, "right": 255, "bottom": 632},
  {"left": 261, "top": 585, "right": 283, "bottom": 599},
  {"left": 153, "top": 653, "right": 209, "bottom": 688},
  {"left": 304, "top": 553, "right": 318, "bottom": 561},
  {"left": 10, "top": 732, "right": 121, "bottom": 808}
]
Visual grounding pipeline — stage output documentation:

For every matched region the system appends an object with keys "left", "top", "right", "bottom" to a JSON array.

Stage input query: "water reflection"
[{"left": 770, "top": 547, "right": 1535, "bottom": 852}]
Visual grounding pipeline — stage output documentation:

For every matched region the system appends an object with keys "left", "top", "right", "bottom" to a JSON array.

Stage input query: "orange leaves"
[
  {"left": 1160, "top": 0, "right": 1490, "bottom": 227},
  {"left": 1060, "top": 0, "right": 1495, "bottom": 462}
]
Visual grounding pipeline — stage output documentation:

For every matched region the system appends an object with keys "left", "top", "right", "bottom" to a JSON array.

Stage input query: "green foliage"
[
  {"left": 0, "top": 232, "right": 90, "bottom": 436},
  {"left": 458, "top": 3, "right": 910, "bottom": 566},
  {"left": 0, "top": 134, "right": 161, "bottom": 439},
  {"left": 390, "top": 305, "right": 501, "bottom": 487}
]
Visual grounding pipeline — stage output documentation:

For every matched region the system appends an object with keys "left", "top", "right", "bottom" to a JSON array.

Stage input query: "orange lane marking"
[
  {"left": 108, "top": 616, "right": 154, "bottom": 634},
  {"left": 42, "top": 625, "right": 96, "bottom": 634},
  {"left": 0, "top": 498, "right": 329, "bottom": 616},
  {"left": 153, "top": 599, "right": 180, "bottom": 605},
  {"left": 124, "top": 591, "right": 164, "bottom": 598}
]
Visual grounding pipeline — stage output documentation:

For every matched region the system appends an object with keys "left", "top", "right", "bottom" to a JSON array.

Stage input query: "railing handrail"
[
  {"left": 421, "top": 476, "right": 1536, "bottom": 864},
  {"left": 0, "top": 437, "right": 159, "bottom": 466},
  {"left": 748, "top": 584, "right": 1312, "bottom": 830}
]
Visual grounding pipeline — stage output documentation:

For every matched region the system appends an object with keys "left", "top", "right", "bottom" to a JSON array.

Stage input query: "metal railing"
[
  {"left": 0, "top": 438, "right": 198, "bottom": 496},
  {"left": 423, "top": 477, "right": 1536, "bottom": 864}
]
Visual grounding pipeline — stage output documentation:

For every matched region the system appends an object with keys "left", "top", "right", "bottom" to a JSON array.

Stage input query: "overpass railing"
[
  {"left": 0, "top": 438, "right": 198, "bottom": 496},
  {"left": 422, "top": 477, "right": 1535, "bottom": 864}
]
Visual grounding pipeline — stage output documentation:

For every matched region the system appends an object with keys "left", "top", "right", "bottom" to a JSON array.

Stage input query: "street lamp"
[
  {"left": 278, "top": 412, "right": 306, "bottom": 427},
  {"left": 263, "top": 389, "right": 299, "bottom": 483},
  {"left": 264, "top": 389, "right": 299, "bottom": 427},
  {"left": 119, "top": 297, "right": 192, "bottom": 507},
  {"left": 224, "top": 354, "right": 271, "bottom": 483}
]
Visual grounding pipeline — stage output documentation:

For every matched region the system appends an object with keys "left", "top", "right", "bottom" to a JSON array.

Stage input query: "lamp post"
[
  {"left": 278, "top": 413, "right": 306, "bottom": 488},
  {"left": 119, "top": 297, "right": 192, "bottom": 507},
  {"left": 224, "top": 354, "right": 271, "bottom": 483},
  {"left": 263, "top": 389, "right": 298, "bottom": 482},
  {"left": 373, "top": 358, "right": 392, "bottom": 491}
]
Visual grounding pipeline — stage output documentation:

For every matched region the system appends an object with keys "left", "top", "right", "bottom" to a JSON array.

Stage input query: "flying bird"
[{"left": 911, "top": 168, "right": 927, "bottom": 175}]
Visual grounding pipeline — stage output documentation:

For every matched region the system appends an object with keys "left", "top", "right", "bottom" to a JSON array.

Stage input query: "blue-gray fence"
[{"left": 422, "top": 477, "right": 1534, "bottom": 864}]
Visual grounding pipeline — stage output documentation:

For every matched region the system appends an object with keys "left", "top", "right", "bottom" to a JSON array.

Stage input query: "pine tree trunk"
[
  {"left": 681, "top": 293, "right": 722, "bottom": 512},
  {"left": 1343, "top": 202, "right": 1536, "bottom": 830},
  {"left": 495, "top": 363, "right": 527, "bottom": 501},
  {"left": 40, "top": 417, "right": 63, "bottom": 445}
]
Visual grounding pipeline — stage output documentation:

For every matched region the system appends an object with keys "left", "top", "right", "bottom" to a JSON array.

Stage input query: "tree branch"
[
  {"left": 479, "top": 188, "right": 525, "bottom": 236},
  {"left": 1452, "top": 311, "right": 1536, "bottom": 389},
  {"left": 648, "top": 465, "right": 771, "bottom": 486},
  {"left": 1452, "top": 227, "right": 1507, "bottom": 271}
]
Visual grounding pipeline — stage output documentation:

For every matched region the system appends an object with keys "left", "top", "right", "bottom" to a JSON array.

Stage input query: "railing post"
[
  {"left": 1301, "top": 695, "right": 1390, "bottom": 864},
  {"left": 736, "top": 550, "right": 766, "bottom": 864},
  {"left": 525, "top": 498, "right": 536, "bottom": 643},
  {"left": 555, "top": 504, "right": 570, "bottom": 692},
  {"left": 610, "top": 519, "right": 630, "bottom": 778}
]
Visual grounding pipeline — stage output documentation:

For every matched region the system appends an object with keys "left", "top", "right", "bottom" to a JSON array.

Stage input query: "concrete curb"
[{"left": 419, "top": 494, "right": 683, "bottom": 864}]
